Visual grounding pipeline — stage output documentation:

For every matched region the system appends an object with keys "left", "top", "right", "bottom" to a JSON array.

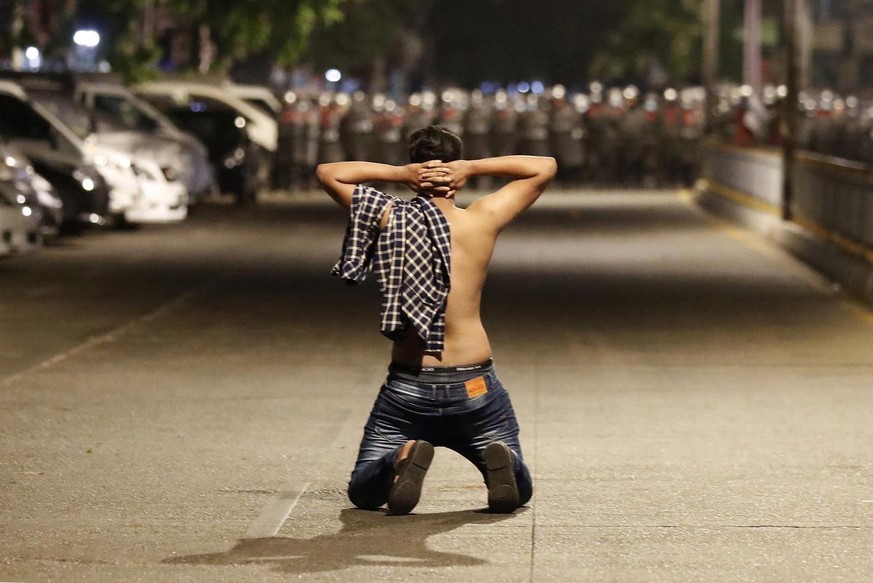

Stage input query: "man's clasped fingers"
[{"left": 420, "top": 173, "right": 452, "bottom": 183}]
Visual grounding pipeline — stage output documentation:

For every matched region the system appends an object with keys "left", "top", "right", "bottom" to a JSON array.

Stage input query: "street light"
[
  {"left": 71, "top": 29, "right": 101, "bottom": 71},
  {"left": 73, "top": 30, "right": 101, "bottom": 48},
  {"left": 24, "top": 46, "right": 41, "bottom": 70}
]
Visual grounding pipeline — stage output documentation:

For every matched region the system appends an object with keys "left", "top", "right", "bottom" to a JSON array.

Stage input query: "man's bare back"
[
  {"left": 391, "top": 199, "right": 497, "bottom": 366},
  {"left": 317, "top": 154, "right": 557, "bottom": 367}
]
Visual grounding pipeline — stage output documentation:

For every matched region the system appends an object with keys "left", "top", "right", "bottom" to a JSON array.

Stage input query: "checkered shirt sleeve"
[{"left": 330, "top": 185, "right": 396, "bottom": 283}]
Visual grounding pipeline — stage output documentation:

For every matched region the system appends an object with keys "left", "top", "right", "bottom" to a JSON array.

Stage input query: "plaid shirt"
[{"left": 331, "top": 185, "right": 452, "bottom": 352}]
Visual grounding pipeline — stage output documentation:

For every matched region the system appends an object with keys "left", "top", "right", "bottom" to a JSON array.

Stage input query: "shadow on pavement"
[{"left": 164, "top": 507, "right": 519, "bottom": 576}]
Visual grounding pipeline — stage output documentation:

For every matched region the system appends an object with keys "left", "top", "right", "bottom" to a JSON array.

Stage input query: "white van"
[{"left": 134, "top": 81, "right": 278, "bottom": 153}]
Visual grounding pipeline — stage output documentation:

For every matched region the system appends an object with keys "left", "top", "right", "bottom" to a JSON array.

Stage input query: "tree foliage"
[
  {"left": 76, "top": 0, "right": 351, "bottom": 82},
  {"left": 167, "top": 0, "right": 347, "bottom": 65},
  {"left": 70, "top": 0, "right": 705, "bottom": 87},
  {"left": 589, "top": 0, "right": 703, "bottom": 87},
  {"left": 304, "top": 0, "right": 428, "bottom": 73}
]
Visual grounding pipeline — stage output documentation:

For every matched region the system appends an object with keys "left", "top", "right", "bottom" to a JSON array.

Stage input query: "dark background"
[{"left": 428, "top": 0, "right": 632, "bottom": 87}]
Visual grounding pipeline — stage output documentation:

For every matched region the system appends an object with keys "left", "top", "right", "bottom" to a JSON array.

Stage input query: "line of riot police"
[
  {"left": 712, "top": 83, "right": 873, "bottom": 167},
  {"left": 271, "top": 84, "right": 707, "bottom": 191}
]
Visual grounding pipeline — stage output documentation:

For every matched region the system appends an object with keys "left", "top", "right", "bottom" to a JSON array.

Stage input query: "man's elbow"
[
  {"left": 541, "top": 157, "right": 558, "bottom": 180},
  {"left": 315, "top": 163, "right": 333, "bottom": 186},
  {"left": 316, "top": 163, "right": 353, "bottom": 207}
]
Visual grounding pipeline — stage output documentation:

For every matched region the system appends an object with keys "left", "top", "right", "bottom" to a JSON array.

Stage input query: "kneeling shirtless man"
[{"left": 317, "top": 125, "right": 556, "bottom": 514}]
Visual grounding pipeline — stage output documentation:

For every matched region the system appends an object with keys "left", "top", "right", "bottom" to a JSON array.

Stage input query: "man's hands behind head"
[{"left": 411, "top": 160, "right": 471, "bottom": 198}]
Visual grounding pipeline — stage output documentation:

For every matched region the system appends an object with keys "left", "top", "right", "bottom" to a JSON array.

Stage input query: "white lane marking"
[
  {"left": 243, "top": 481, "right": 309, "bottom": 539},
  {"left": 0, "top": 278, "right": 222, "bottom": 389}
]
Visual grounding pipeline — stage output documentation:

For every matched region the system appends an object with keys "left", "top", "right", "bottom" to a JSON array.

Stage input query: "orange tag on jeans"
[{"left": 465, "top": 376, "right": 488, "bottom": 399}]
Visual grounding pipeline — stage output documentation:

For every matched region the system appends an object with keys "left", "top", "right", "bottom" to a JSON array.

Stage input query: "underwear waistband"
[
  {"left": 389, "top": 358, "right": 493, "bottom": 375},
  {"left": 388, "top": 359, "right": 494, "bottom": 384}
]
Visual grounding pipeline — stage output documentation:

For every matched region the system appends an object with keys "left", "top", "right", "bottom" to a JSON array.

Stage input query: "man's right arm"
[
  {"left": 448, "top": 156, "right": 557, "bottom": 230},
  {"left": 316, "top": 161, "right": 413, "bottom": 208}
]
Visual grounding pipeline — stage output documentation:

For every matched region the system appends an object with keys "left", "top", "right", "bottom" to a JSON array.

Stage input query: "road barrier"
[
  {"left": 793, "top": 151, "right": 873, "bottom": 253},
  {"left": 700, "top": 141, "right": 873, "bottom": 302}
]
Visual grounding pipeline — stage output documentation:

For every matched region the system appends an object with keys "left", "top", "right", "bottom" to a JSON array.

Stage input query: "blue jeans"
[{"left": 347, "top": 363, "right": 533, "bottom": 510}]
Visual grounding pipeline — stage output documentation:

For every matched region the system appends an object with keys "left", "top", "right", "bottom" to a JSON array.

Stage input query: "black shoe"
[
  {"left": 484, "top": 441, "right": 520, "bottom": 513},
  {"left": 387, "top": 440, "right": 434, "bottom": 515}
]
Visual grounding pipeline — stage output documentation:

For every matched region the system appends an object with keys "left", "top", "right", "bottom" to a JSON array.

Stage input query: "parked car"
[
  {"left": 29, "top": 153, "right": 110, "bottom": 233},
  {"left": 29, "top": 171, "right": 64, "bottom": 238},
  {"left": 74, "top": 81, "right": 216, "bottom": 203},
  {"left": 135, "top": 81, "right": 276, "bottom": 191},
  {"left": 0, "top": 80, "right": 186, "bottom": 225},
  {"left": 0, "top": 174, "right": 41, "bottom": 256},
  {"left": 163, "top": 103, "right": 270, "bottom": 204},
  {"left": 0, "top": 72, "right": 215, "bottom": 205},
  {"left": 0, "top": 183, "right": 25, "bottom": 257},
  {"left": 0, "top": 83, "right": 110, "bottom": 230},
  {"left": 0, "top": 143, "right": 63, "bottom": 238},
  {"left": 135, "top": 81, "right": 278, "bottom": 152},
  {"left": 31, "top": 89, "right": 189, "bottom": 224}
]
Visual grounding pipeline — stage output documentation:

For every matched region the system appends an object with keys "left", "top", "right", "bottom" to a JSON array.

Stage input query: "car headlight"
[
  {"left": 73, "top": 169, "right": 97, "bottom": 191},
  {"left": 94, "top": 153, "right": 132, "bottom": 171},
  {"left": 0, "top": 157, "right": 15, "bottom": 181}
]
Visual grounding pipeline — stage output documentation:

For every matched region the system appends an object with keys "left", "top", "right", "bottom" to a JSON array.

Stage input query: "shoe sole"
[
  {"left": 485, "top": 442, "right": 520, "bottom": 513},
  {"left": 387, "top": 441, "right": 434, "bottom": 515}
]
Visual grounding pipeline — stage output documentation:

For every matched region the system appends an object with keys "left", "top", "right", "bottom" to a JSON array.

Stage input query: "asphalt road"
[{"left": 1, "top": 189, "right": 872, "bottom": 582}]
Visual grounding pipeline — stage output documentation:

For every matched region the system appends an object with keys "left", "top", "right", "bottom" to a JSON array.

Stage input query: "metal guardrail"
[
  {"left": 703, "top": 142, "right": 783, "bottom": 210},
  {"left": 703, "top": 142, "right": 873, "bottom": 263}
]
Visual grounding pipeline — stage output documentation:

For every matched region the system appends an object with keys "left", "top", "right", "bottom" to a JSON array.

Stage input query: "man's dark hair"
[{"left": 408, "top": 125, "right": 463, "bottom": 163}]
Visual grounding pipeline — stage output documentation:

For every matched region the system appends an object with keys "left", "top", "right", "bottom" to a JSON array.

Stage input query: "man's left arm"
[{"left": 317, "top": 161, "right": 426, "bottom": 208}]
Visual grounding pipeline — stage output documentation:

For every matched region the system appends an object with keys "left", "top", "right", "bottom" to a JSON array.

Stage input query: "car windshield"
[
  {"left": 30, "top": 91, "right": 126, "bottom": 138},
  {"left": 166, "top": 107, "right": 244, "bottom": 154},
  {"left": 93, "top": 94, "right": 162, "bottom": 132},
  {"left": 29, "top": 91, "right": 93, "bottom": 139}
]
